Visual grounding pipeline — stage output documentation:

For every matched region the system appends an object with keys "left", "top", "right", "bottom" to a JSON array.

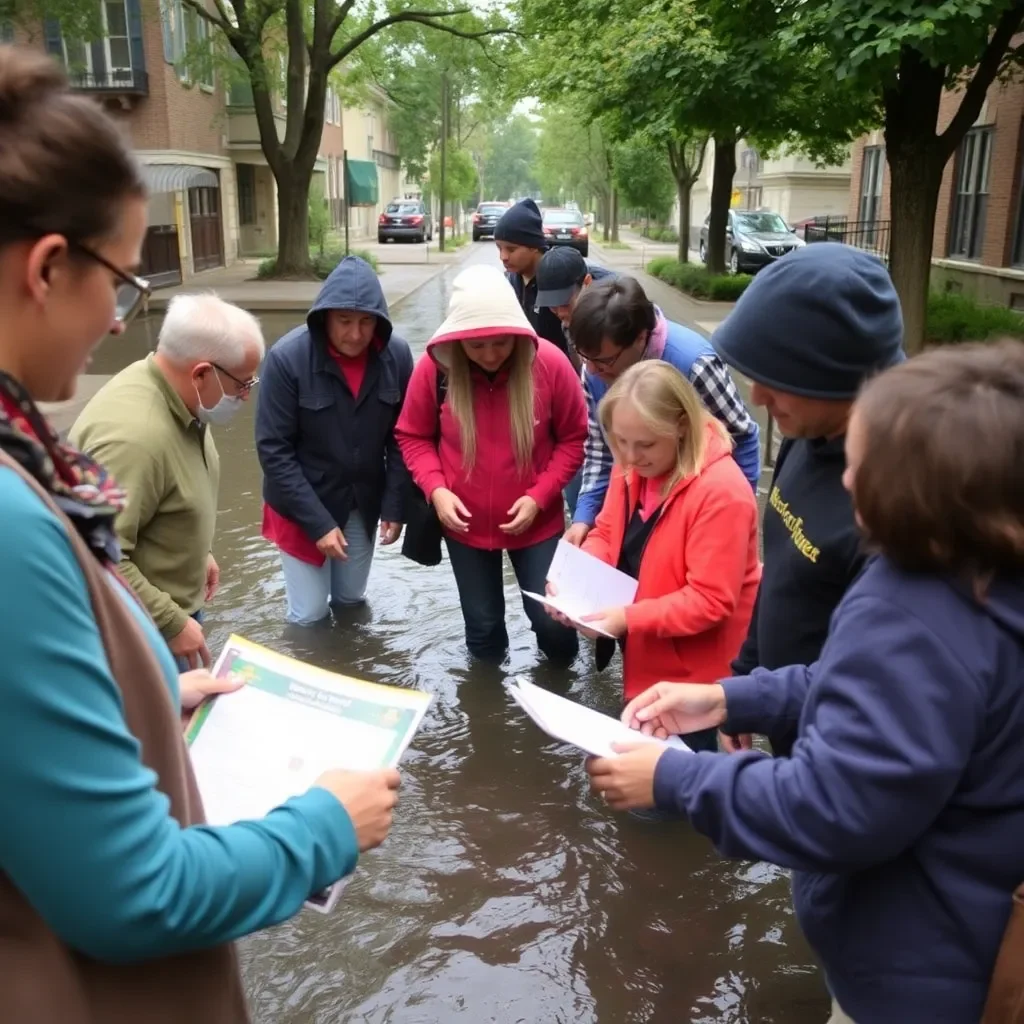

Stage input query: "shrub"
[
  {"left": 926, "top": 291, "right": 1024, "bottom": 346},
  {"left": 257, "top": 247, "right": 379, "bottom": 281},
  {"left": 646, "top": 258, "right": 753, "bottom": 301}
]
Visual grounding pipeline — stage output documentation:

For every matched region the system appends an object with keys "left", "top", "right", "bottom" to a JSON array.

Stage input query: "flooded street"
[{"left": 97, "top": 246, "right": 827, "bottom": 1023}]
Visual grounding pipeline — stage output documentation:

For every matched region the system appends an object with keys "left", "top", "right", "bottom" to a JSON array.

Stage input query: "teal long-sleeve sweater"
[{"left": 0, "top": 467, "right": 360, "bottom": 963}]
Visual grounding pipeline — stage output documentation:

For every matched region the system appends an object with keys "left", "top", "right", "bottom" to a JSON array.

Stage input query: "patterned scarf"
[{"left": 0, "top": 370, "right": 126, "bottom": 563}]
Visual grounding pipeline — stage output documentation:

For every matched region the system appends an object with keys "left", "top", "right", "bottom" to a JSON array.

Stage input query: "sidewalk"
[
  {"left": 150, "top": 239, "right": 471, "bottom": 313},
  {"left": 590, "top": 233, "right": 735, "bottom": 339}
]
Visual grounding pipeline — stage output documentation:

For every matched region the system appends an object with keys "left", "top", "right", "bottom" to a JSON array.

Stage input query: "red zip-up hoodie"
[{"left": 396, "top": 335, "right": 586, "bottom": 551}]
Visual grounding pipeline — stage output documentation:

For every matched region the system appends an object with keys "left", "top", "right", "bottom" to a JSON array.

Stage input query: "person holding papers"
[
  {"left": 0, "top": 46, "right": 399, "bottom": 1023},
  {"left": 549, "top": 361, "right": 760, "bottom": 752},
  {"left": 586, "top": 343, "right": 1024, "bottom": 1024},
  {"left": 396, "top": 263, "right": 587, "bottom": 664}
]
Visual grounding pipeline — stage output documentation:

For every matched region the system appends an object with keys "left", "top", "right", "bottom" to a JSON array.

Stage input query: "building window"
[
  {"left": 237, "top": 164, "right": 257, "bottom": 226},
  {"left": 858, "top": 146, "right": 884, "bottom": 224},
  {"left": 1012, "top": 127, "right": 1024, "bottom": 267},
  {"left": 949, "top": 127, "right": 993, "bottom": 261},
  {"left": 103, "top": 0, "right": 132, "bottom": 74}
]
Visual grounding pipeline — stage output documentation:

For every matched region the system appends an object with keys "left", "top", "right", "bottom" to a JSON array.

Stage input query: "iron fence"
[{"left": 803, "top": 217, "right": 891, "bottom": 263}]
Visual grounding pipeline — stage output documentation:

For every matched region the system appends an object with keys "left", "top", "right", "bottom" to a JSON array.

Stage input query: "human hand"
[
  {"left": 179, "top": 668, "right": 245, "bottom": 711},
  {"left": 315, "top": 769, "right": 402, "bottom": 852},
  {"left": 587, "top": 742, "right": 665, "bottom": 811},
  {"left": 168, "top": 615, "right": 211, "bottom": 669},
  {"left": 317, "top": 527, "right": 348, "bottom": 560},
  {"left": 621, "top": 682, "right": 727, "bottom": 739},
  {"left": 379, "top": 521, "right": 403, "bottom": 545},
  {"left": 719, "top": 731, "right": 753, "bottom": 753},
  {"left": 543, "top": 580, "right": 576, "bottom": 627},
  {"left": 580, "top": 606, "right": 628, "bottom": 639},
  {"left": 563, "top": 522, "right": 591, "bottom": 547},
  {"left": 500, "top": 496, "right": 540, "bottom": 535},
  {"left": 431, "top": 487, "right": 471, "bottom": 532},
  {"left": 205, "top": 553, "right": 221, "bottom": 602}
]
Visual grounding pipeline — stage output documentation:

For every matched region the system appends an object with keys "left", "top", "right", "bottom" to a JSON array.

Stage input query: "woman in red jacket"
[
  {"left": 553, "top": 360, "right": 760, "bottom": 751},
  {"left": 396, "top": 264, "right": 587, "bottom": 664}
]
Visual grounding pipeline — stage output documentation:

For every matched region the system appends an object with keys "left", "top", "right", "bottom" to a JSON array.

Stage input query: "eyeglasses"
[
  {"left": 573, "top": 335, "right": 649, "bottom": 373},
  {"left": 75, "top": 241, "right": 152, "bottom": 328},
  {"left": 212, "top": 362, "right": 260, "bottom": 395}
]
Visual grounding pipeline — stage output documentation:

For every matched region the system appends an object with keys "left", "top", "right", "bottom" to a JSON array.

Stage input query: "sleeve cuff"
[
  {"left": 652, "top": 747, "right": 702, "bottom": 814},
  {"left": 721, "top": 675, "right": 767, "bottom": 734},
  {"left": 292, "top": 786, "right": 361, "bottom": 889}
]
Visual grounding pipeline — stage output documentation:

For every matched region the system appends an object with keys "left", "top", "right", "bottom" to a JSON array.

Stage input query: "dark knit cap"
[
  {"left": 494, "top": 198, "right": 547, "bottom": 250},
  {"left": 712, "top": 243, "right": 905, "bottom": 400}
]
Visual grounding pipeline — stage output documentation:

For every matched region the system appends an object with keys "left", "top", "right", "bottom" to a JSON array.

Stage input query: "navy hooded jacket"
[
  {"left": 255, "top": 257, "right": 414, "bottom": 541},
  {"left": 654, "top": 556, "right": 1024, "bottom": 1024}
]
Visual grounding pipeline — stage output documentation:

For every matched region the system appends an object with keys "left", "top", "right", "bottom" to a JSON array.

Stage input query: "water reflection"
[{"left": 98, "top": 246, "right": 827, "bottom": 1023}]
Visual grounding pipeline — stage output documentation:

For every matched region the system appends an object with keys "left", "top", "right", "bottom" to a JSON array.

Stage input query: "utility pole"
[{"left": 439, "top": 71, "right": 449, "bottom": 252}]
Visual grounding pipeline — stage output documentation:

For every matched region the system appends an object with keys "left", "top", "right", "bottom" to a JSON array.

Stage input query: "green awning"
[{"left": 345, "top": 159, "right": 379, "bottom": 207}]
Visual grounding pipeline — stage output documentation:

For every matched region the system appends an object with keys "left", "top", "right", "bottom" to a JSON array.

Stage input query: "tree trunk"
[
  {"left": 275, "top": 166, "right": 314, "bottom": 276},
  {"left": 676, "top": 178, "right": 693, "bottom": 264},
  {"left": 707, "top": 132, "right": 737, "bottom": 274},
  {"left": 887, "top": 147, "right": 944, "bottom": 355},
  {"left": 602, "top": 192, "right": 611, "bottom": 241},
  {"left": 611, "top": 188, "right": 620, "bottom": 242}
]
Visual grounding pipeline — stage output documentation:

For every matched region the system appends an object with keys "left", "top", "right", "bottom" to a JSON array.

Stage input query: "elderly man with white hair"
[{"left": 71, "top": 293, "right": 264, "bottom": 669}]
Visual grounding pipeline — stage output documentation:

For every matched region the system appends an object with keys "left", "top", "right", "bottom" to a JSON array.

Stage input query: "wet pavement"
[{"left": 94, "top": 243, "right": 826, "bottom": 1023}]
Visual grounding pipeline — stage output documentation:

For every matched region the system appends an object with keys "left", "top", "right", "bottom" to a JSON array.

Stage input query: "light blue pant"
[{"left": 280, "top": 511, "right": 376, "bottom": 625}]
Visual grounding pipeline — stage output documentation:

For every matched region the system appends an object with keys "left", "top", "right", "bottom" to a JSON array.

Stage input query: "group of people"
[{"left": 0, "top": 44, "right": 1021, "bottom": 1024}]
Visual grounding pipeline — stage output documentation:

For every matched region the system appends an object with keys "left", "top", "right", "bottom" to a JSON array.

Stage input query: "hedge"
[
  {"left": 646, "top": 257, "right": 753, "bottom": 301},
  {"left": 257, "top": 247, "right": 379, "bottom": 281}
]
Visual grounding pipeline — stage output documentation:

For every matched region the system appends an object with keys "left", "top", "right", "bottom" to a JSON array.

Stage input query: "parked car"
[
  {"left": 542, "top": 207, "right": 589, "bottom": 257},
  {"left": 699, "top": 209, "right": 804, "bottom": 274},
  {"left": 378, "top": 200, "right": 433, "bottom": 244},
  {"left": 472, "top": 201, "right": 510, "bottom": 241}
]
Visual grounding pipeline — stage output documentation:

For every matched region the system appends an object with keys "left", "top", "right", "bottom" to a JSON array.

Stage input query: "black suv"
[
  {"left": 472, "top": 202, "right": 509, "bottom": 241},
  {"left": 378, "top": 200, "right": 433, "bottom": 244},
  {"left": 699, "top": 210, "right": 804, "bottom": 274}
]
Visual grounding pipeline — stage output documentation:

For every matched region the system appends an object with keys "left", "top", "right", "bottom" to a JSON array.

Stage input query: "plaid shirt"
[{"left": 574, "top": 351, "right": 759, "bottom": 526}]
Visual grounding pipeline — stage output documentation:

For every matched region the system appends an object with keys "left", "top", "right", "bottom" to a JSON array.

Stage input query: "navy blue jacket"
[
  {"left": 655, "top": 556, "right": 1024, "bottom": 1023},
  {"left": 255, "top": 257, "right": 414, "bottom": 541}
]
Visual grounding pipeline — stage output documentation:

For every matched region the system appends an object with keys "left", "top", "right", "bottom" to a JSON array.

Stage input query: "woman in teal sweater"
[{"left": 0, "top": 46, "right": 398, "bottom": 1017}]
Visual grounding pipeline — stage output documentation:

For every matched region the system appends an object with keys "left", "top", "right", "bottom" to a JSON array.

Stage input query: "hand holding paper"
[{"left": 587, "top": 742, "right": 667, "bottom": 812}]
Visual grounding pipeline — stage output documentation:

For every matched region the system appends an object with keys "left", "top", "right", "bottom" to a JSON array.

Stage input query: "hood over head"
[
  {"left": 306, "top": 255, "right": 393, "bottom": 344},
  {"left": 427, "top": 264, "right": 537, "bottom": 371}
]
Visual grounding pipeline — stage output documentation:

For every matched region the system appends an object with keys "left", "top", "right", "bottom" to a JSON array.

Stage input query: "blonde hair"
[
  {"left": 599, "top": 361, "right": 730, "bottom": 490},
  {"left": 447, "top": 337, "right": 536, "bottom": 473}
]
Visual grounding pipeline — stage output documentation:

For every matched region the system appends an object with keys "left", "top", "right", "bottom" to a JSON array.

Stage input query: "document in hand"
[
  {"left": 507, "top": 676, "right": 691, "bottom": 759},
  {"left": 186, "top": 635, "right": 432, "bottom": 913},
  {"left": 521, "top": 539, "right": 639, "bottom": 637}
]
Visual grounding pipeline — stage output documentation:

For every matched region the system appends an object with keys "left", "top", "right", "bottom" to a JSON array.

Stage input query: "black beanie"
[
  {"left": 494, "top": 198, "right": 547, "bottom": 249},
  {"left": 712, "top": 243, "right": 905, "bottom": 400}
]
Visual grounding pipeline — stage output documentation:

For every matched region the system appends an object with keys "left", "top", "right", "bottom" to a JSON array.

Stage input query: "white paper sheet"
[
  {"left": 507, "top": 676, "right": 690, "bottom": 759},
  {"left": 187, "top": 635, "right": 432, "bottom": 913},
  {"left": 521, "top": 539, "right": 640, "bottom": 634}
]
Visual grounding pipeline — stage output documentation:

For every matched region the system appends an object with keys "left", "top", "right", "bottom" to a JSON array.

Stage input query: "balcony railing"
[
  {"left": 67, "top": 68, "right": 149, "bottom": 96},
  {"left": 803, "top": 217, "right": 891, "bottom": 263}
]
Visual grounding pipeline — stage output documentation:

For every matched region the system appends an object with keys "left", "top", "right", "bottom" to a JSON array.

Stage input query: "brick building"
[
  {"left": 5, "top": 5, "right": 404, "bottom": 286},
  {"left": 848, "top": 76, "right": 1024, "bottom": 308}
]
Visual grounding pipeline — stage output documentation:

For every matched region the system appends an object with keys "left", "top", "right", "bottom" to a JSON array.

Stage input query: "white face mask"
[{"left": 195, "top": 375, "right": 244, "bottom": 426}]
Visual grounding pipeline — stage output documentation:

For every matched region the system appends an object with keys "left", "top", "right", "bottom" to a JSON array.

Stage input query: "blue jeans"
[
  {"left": 279, "top": 511, "right": 376, "bottom": 625},
  {"left": 564, "top": 468, "right": 583, "bottom": 519},
  {"left": 445, "top": 533, "right": 579, "bottom": 664}
]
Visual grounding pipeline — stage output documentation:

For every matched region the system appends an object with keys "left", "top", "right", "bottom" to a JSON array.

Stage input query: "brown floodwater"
[{"left": 95, "top": 246, "right": 828, "bottom": 1023}]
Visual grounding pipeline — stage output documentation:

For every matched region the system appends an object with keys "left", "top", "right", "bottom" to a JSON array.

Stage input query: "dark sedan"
[
  {"left": 699, "top": 209, "right": 804, "bottom": 274},
  {"left": 542, "top": 208, "right": 589, "bottom": 257},
  {"left": 472, "top": 202, "right": 509, "bottom": 241},
  {"left": 378, "top": 200, "right": 433, "bottom": 244}
]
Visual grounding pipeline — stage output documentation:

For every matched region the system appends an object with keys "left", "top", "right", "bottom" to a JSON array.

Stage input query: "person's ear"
[
  {"left": 24, "top": 235, "right": 70, "bottom": 305},
  {"left": 583, "top": 274, "right": 592, "bottom": 287}
]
